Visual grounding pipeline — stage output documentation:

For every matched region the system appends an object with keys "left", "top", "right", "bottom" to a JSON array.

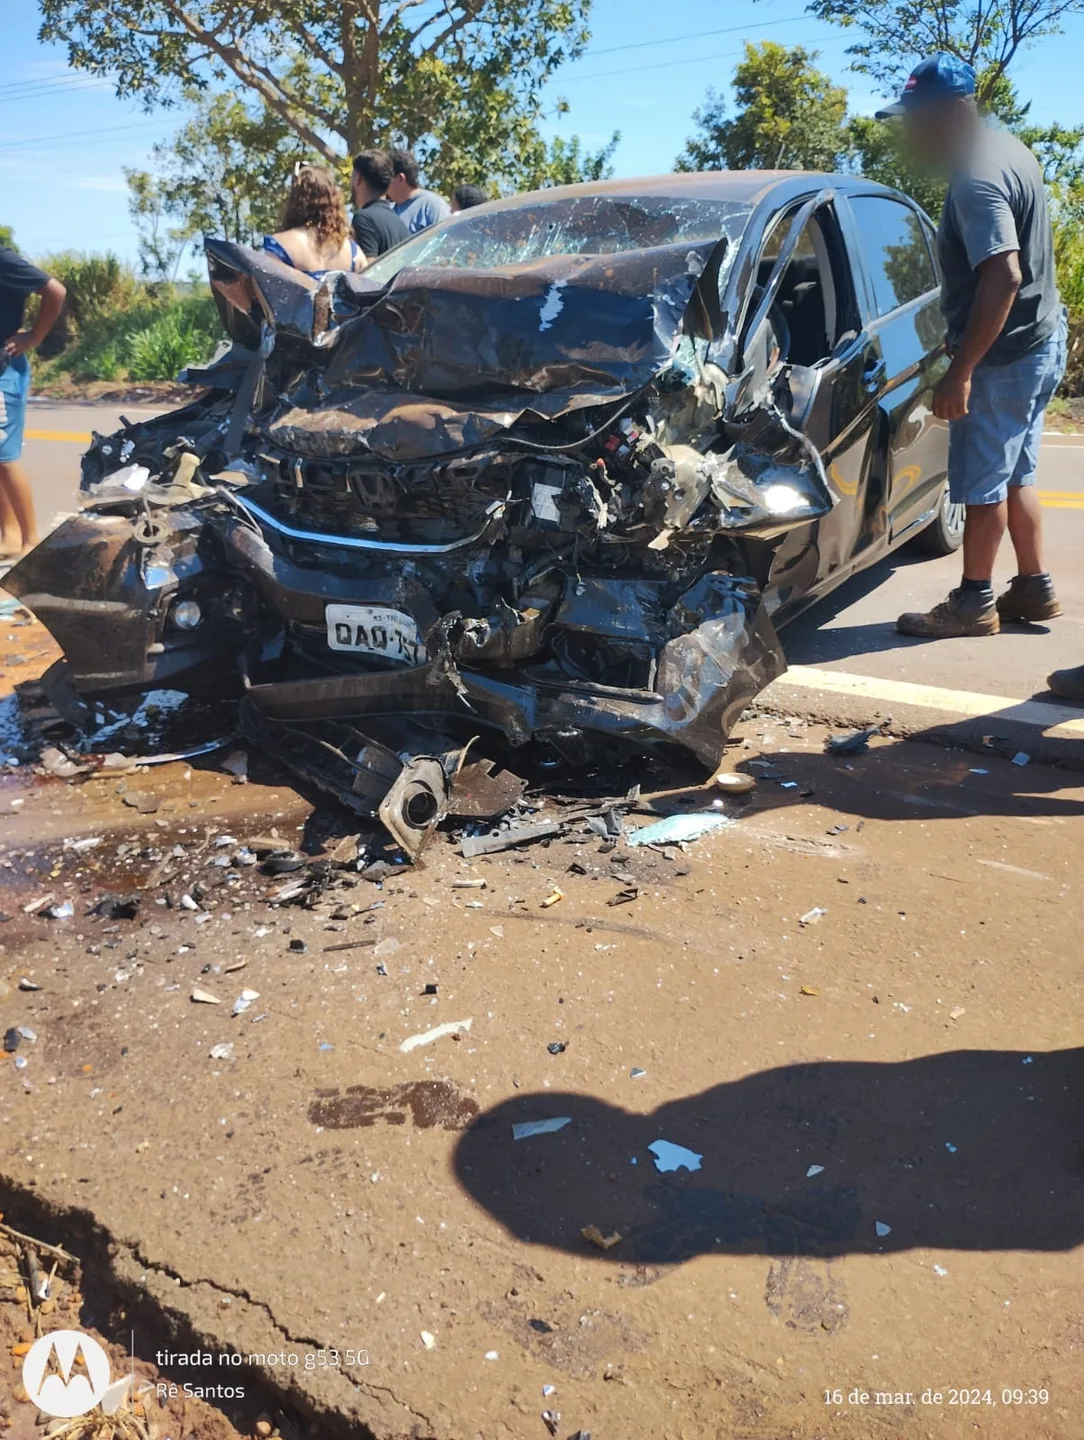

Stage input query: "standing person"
[
  {"left": 263, "top": 162, "right": 364, "bottom": 277},
  {"left": 451, "top": 184, "right": 488, "bottom": 213},
  {"left": 0, "top": 247, "right": 65, "bottom": 559},
  {"left": 351, "top": 150, "right": 411, "bottom": 260},
  {"left": 387, "top": 149, "right": 450, "bottom": 233},
  {"left": 880, "top": 55, "right": 1067, "bottom": 640}
]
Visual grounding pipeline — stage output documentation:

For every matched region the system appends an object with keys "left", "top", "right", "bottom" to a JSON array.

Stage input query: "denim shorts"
[
  {"left": 947, "top": 314, "right": 1067, "bottom": 506},
  {"left": 0, "top": 353, "right": 31, "bottom": 463}
]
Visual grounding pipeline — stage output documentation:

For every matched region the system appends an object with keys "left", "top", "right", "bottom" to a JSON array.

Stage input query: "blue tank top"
[{"left": 261, "top": 234, "right": 360, "bottom": 279}]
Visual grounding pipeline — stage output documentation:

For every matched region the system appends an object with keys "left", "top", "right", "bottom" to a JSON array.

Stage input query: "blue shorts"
[
  {"left": 947, "top": 315, "right": 1067, "bottom": 506},
  {"left": 0, "top": 354, "right": 30, "bottom": 463}
]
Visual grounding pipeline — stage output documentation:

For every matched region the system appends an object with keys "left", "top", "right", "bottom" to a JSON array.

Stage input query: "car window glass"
[
  {"left": 752, "top": 209, "right": 844, "bottom": 368},
  {"left": 362, "top": 195, "right": 753, "bottom": 282},
  {"left": 850, "top": 196, "right": 937, "bottom": 316}
]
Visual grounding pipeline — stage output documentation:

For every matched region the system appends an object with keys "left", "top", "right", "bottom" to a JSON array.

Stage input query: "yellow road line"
[{"left": 24, "top": 428, "right": 93, "bottom": 442}]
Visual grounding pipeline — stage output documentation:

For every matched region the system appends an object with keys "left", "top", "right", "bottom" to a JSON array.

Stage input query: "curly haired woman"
[{"left": 262, "top": 163, "right": 363, "bottom": 278}]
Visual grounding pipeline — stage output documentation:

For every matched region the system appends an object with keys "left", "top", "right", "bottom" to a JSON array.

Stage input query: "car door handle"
[{"left": 863, "top": 357, "right": 887, "bottom": 392}]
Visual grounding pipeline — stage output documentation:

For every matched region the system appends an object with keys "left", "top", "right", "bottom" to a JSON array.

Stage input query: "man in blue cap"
[{"left": 881, "top": 55, "right": 1066, "bottom": 641}]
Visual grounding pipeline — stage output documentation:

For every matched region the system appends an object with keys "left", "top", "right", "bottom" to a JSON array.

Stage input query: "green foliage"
[
  {"left": 33, "top": 287, "right": 222, "bottom": 385},
  {"left": 803, "top": 0, "right": 1084, "bottom": 102},
  {"left": 126, "top": 89, "right": 312, "bottom": 277},
  {"left": 0, "top": 225, "right": 16, "bottom": 251},
  {"left": 124, "top": 303, "right": 221, "bottom": 381},
  {"left": 676, "top": 42, "right": 851, "bottom": 173},
  {"left": 40, "top": 0, "right": 603, "bottom": 204}
]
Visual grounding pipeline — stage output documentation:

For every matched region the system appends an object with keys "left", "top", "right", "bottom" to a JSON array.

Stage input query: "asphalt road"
[{"left": 19, "top": 397, "right": 1084, "bottom": 703}]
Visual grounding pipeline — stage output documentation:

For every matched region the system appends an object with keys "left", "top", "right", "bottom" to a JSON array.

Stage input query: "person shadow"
[{"left": 453, "top": 1047, "right": 1083, "bottom": 1264}]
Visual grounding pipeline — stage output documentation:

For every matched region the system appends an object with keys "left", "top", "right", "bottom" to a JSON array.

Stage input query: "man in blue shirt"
[
  {"left": 387, "top": 149, "right": 451, "bottom": 234},
  {"left": 0, "top": 246, "right": 66, "bottom": 558}
]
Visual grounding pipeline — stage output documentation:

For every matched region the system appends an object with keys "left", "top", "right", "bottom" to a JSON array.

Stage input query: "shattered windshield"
[{"left": 362, "top": 194, "right": 753, "bottom": 283}]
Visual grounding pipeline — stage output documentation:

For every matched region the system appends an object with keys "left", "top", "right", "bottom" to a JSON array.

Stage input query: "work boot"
[
  {"left": 1047, "top": 664, "right": 1084, "bottom": 703},
  {"left": 996, "top": 573, "right": 1062, "bottom": 623},
  {"left": 896, "top": 587, "right": 1000, "bottom": 639}
]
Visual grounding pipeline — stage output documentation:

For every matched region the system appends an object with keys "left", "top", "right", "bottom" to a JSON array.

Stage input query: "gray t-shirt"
[
  {"left": 394, "top": 189, "right": 451, "bottom": 234},
  {"left": 937, "top": 125, "right": 1059, "bottom": 365}
]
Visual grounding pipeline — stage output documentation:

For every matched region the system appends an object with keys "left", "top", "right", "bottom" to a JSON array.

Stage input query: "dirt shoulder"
[{"left": 1, "top": 697, "right": 1082, "bottom": 1439}]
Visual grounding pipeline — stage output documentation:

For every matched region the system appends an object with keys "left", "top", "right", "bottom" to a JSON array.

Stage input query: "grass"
[{"left": 25, "top": 251, "right": 224, "bottom": 387}]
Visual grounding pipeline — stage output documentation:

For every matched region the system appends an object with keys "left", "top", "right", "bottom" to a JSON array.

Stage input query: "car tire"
[{"left": 913, "top": 482, "right": 964, "bottom": 556}]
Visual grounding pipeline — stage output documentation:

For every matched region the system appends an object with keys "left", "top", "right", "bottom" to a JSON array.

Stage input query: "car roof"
[{"left": 474, "top": 170, "right": 902, "bottom": 214}]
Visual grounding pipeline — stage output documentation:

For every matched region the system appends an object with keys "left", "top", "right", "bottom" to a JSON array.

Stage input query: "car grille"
[{"left": 260, "top": 451, "right": 512, "bottom": 545}]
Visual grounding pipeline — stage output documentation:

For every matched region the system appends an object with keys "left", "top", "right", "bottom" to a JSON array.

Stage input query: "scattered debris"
[
  {"left": 627, "top": 813, "right": 733, "bottom": 847},
  {"left": 798, "top": 907, "right": 826, "bottom": 926},
  {"left": 629, "top": 1066, "right": 647, "bottom": 1079},
  {"left": 121, "top": 789, "right": 160, "bottom": 813},
  {"left": 542, "top": 1410, "right": 561, "bottom": 1436},
  {"left": 541, "top": 887, "right": 564, "bottom": 908},
  {"left": 581, "top": 1224, "right": 623, "bottom": 1251},
  {"left": 92, "top": 893, "right": 141, "bottom": 920},
  {"left": 648, "top": 1139, "right": 703, "bottom": 1173},
  {"left": 932, "top": 1263, "right": 948, "bottom": 1276},
  {"left": 799, "top": 984, "right": 819, "bottom": 997},
  {"left": 420, "top": 1331, "right": 436, "bottom": 1350},
  {"left": 18, "top": 976, "right": 41, "bottom": 991},
  {"left": 399, "top": 1018, "right": 473, "bottom": 1052},
  {"left": 825, "top": 722, "right": 887, "bottom": 755},
  {"left": 461, "top": 819, "right": 564, "bottom": 857},
  {"left": 712, "top": 769, "right": 756, "bottom": 793},
  {"left": 190, "top": 987, "right": 221, "bottom": 1005},
  {"left": 373, "top": 936, "right": 402, "bottom": 958},
  {"left": 232, "top": 988, "right": 260, "bottom": 1016},
  {"left": 949, "top": 1006, "right": 966, "bottom": 1020},
  {"left": 806, "top": 1164, "right": 825, "bottom": 1177},
  {"left": 875, "top": 1221, "right": 892, "bottom": 1237},
  {"left": 547, "top": 1041, "right": 567, "bottom": 1055},
  {"left": 512, "top": 1117, "right": 572, "bottom": 1140},
  {"left": 3, "top": 1028, "right": 20, "bottom": 1053},
  {"left": 44, "top": 899, "right": 74, "bottom": 919},
  {"left": 209, "top": 1043, "right": 235, "bottom": 1061},
  {"left": 1012, "top": 751, "right": 1030, "bottom": 767}
]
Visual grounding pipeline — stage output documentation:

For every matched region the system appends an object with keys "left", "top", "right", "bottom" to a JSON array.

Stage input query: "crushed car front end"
[{"left": 4, "top": 180, "right": 837, "bottom": 849}]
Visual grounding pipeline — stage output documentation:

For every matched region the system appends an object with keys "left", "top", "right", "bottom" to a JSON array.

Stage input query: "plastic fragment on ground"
[
  {"left": 799, "top": 907, "right": 826, "bottom": 926},
  {"left": 627, "top": 813, "right": 734, "bottom": 847},
  {"left": 581, "top": 1224, "right": 622, "bottom": 1250},
  {"left": 512, "top": 1116, "right": 572, "bottom": 1140},
  {"left": 648, "top": 1139, "right": 702, "bottom": 1173},
  {"left": 399, "top": 1018, "right": 472, "bottom": 1052},
  {"left": 806, "top": 1164, "right": 824, "bottom": 1177},
  {"left": 875, "top": 1220, "right": 892, "bottom": 1237}
]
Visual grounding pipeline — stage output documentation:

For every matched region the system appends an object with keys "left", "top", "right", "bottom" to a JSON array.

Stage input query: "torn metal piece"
[{"left": 378, "top": 755, "right": 451, "bottom": 859}]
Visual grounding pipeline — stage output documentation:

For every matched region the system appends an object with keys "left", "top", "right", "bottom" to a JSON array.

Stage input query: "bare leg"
[
  {"left": 0, "top": 474, "right": 20, "bottom": 554},
  {"left": 962, "top": 499, "right": 1006, "bottom": 582},
  {"left": 1006, "top": 485, "right": 1045, "bottom": 576},
  {"left": 0, "top": 461, "right": 39, "bottom": 552}
]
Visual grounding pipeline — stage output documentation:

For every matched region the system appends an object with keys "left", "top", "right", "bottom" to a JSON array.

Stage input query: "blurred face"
[
  {"left": 387, "top": 172, "right": 412, "bottom": 205},
  {"left": 901, "top": 97, "right": 973, "bottom": 169}
]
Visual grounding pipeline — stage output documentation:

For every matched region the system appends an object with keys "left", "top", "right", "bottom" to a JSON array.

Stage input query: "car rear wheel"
[{"left": 913, "top": 482, "right": 964, "bottom": 556}]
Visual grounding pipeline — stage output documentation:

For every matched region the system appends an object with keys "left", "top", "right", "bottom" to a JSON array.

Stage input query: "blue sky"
[{"left": 4, "top": 0, "right": 1084, "bottom": 264}]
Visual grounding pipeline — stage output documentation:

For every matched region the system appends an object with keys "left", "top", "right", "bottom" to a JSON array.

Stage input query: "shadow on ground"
[{"left": 453, "top": 1047, "right": 1084, "bottom": 1263}]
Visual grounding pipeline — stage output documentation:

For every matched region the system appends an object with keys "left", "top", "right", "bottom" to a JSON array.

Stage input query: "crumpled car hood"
[{"left": 206, "top": 237, "right": 726, "bottom": 462}]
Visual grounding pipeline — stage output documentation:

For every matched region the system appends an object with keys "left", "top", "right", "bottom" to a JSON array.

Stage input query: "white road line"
[{"left": 775, "top": 664, "right": 1084, "bottom": 738}]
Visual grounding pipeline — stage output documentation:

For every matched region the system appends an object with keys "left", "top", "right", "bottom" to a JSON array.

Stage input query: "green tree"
[
  {"left": 125, "top": 89, "right": 309, "bottom": 277},
  {"left": 802, "top": 0, "right": 1084, "bottom": 103},
  {"left": 40, "top": 0, "right": 596, "bottom": 193},
  {"left": 0, "top": 225, "right": 16, "bottom": 251},
  {"left": 676, "top": 42, "right": 851, "bottom": 173}
]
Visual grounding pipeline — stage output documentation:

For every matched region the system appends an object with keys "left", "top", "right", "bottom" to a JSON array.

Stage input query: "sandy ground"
[{"left": 0, "top": 606, "right": 1082, "bottom": 1440}]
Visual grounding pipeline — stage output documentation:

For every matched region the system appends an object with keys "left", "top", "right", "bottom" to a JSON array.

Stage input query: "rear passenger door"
[{"left": 841, "top": 194, "right": 948, "bottom": 539}]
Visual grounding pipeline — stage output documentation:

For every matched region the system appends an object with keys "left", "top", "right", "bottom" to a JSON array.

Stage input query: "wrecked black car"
[{"left": 5, "top": 172, "right": 955, "bottom": 852}]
